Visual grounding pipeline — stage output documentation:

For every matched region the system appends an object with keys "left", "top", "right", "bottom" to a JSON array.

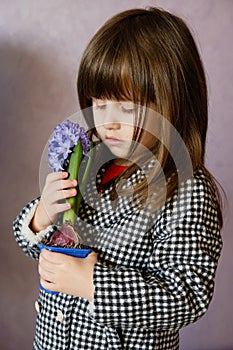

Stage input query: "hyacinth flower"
[{"left": 42, "top": 120, "right": 93, "bottom": 248}]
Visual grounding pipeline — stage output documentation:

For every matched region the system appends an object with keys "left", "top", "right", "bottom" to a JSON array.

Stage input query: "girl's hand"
[
  {"left": 38, "top": 249, "right": 98, "bottom": 300},
  {"left": 31, "top": 172, "right": 77, "bottom": 232}
]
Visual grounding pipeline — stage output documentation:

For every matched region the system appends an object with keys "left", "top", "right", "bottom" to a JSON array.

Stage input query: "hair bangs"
[
  {"left": 78, "top": 22, "right": 155, "bottom": 108},
  {"left": 83, "top": 47, "right": 136, "bottom": 104}
]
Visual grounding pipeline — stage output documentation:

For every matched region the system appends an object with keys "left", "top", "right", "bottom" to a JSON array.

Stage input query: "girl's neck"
[{"left": 113, "top": 158, "right": 132, "bottom": 166}]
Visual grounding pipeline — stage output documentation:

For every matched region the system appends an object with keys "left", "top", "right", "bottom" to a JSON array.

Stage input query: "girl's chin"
[
  {"left": 108, "top": 149, "right": 130, "bottom": 161},
  {"left": 104, "top": 144, "right": 130, "bottom": 160}
]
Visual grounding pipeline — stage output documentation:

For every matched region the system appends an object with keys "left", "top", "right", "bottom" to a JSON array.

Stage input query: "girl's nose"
[
  {"left": 102, "top": 104, "right": 121, "bottom": 129},
  {"left": 103, "top": 121, "right": 121, "bottom": 130}
]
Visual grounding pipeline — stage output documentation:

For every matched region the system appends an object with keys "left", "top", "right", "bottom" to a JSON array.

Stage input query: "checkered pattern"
[{"left": 13, "top": 167, "right": 222, "bottom": 350}]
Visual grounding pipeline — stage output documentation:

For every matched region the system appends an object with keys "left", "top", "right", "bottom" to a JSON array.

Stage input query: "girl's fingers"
[
  {"left": 52, "top": 188, "right": 77, "bottom": 203},
  {"left": 42, "top": 176, "right": 77, "bottom": 203},
  {"left": 50, "top": 202, "right": 72, "bottom": 217},
  {"left": 46, "top": 171, "right": 68, "bottom": 183},
  {"left": 40, "top": 277, "right": 54, "bottom": 289},
  {"left": 39, "top": 270, "right": 54, "bottom": 285},
  {"left": 54, "top": 179, "right": 78, "bottom": 191},
  {"left": 40, "top": 249, "right": 58, "bottom": 265},
  {"left": 43, "top": 201, "right": 71, "bottom": 219},
  {"left": 41, "top": 249, "right": 68, "bottom": 264},
  {"left": 45, "top": 177, "right": 77, "bottom": 194},
  {"left": 38, "top": 262, "right": 54, "bottom": 281},
  {"left": 39, "top": 172, "right": 79, "bottom": 223},
  {"left": 40, "top": 188, "right": 76, "bottom": 220}
]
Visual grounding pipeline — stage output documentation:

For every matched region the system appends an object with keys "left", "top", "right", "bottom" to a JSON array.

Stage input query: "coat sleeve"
[
  {"left": 92, "top": 174, "right": 223, "bottom": 330},
  {"left": 13, "top": 198, "right": 55, "bottom": 260}
]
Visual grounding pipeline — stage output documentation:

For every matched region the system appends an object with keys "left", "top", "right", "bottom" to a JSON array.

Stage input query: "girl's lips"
[{"left": 105, "top": 136, "right": 122, "bottom": 145}]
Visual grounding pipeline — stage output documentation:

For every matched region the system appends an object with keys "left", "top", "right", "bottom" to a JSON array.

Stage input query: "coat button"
[
  {"left": 56, "top": 309, "right": 64, "bottom": 323},
  {"left": 35, "top": 300, "right": 41, "bottom": 313}
]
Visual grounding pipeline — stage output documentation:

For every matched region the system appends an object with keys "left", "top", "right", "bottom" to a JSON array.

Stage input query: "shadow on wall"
[{"left": 0, "top": 42, "right": 73, "bottom": 350}]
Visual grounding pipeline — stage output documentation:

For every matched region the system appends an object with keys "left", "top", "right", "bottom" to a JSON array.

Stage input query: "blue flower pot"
[{"left": 37, "top": 243, "right": 92, "bottom": 294}]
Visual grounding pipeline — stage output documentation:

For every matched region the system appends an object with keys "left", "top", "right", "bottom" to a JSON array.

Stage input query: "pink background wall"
[{"left": 0, "top": 1, "right": 232, "bottom": 349}]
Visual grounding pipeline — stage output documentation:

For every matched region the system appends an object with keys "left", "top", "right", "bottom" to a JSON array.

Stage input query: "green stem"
[
  {"left": 63, "top": 140, "right": 83, "bottom": 224},
  {"left": 75, "top": 141, "right": 93, "bottom": 214}
]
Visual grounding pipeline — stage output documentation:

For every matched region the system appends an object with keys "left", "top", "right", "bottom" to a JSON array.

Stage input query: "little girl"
[{"left": 13, "top": 7, "right": 223, "bottom": 350}]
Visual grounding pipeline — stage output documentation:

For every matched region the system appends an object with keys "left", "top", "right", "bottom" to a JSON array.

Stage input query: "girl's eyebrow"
[
  {"left": 92, "top": 98, "right": 107, "bottom": 104},
  {"left": 120, "top": 101, "right": 134, "bottom": 106}
]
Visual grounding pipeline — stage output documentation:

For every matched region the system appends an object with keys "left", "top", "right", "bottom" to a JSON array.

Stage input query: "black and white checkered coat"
[{"left": 13, "top": 166, "right": 222, "bottom": 350}]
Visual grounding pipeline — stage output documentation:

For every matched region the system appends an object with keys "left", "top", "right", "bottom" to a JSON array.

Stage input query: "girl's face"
[{"left": 92, "top": 99, "right": 135, "bottom": 163}]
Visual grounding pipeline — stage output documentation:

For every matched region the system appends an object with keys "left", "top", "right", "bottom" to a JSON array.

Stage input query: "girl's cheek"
[{"left": 95, "top": 126, "right": 104, "bottom": 139}]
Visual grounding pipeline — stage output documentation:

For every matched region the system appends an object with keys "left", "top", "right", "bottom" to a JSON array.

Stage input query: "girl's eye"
[
  {"left": 121, "top": 103, "right": 135, "bottom": 114},
  {"left": 92, "top": 99, "right": 107, "bottom": 110},
  {"left": 121, "top": 107, "right": 134, "bottom": 114},
  {"left": 94, "top": 104, "right": 107, "bottom": 110}
]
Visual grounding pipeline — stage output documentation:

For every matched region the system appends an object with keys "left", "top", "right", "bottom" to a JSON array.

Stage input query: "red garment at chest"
[
  {"left": 101, "top": 163, "right": 128, "bottom": 185},
  {"left": 98, "top": 163, "right": 128, "bottom": 194}
]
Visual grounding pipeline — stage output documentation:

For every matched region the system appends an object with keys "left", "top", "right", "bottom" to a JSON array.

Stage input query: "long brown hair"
[{"left": 77, "top": 7, "right": 223, "bottom": 226}]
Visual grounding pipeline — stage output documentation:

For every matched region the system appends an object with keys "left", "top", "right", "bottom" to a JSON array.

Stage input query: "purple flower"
[{"left": 48, "top": 120, "right": 90, "bottom": 171}]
